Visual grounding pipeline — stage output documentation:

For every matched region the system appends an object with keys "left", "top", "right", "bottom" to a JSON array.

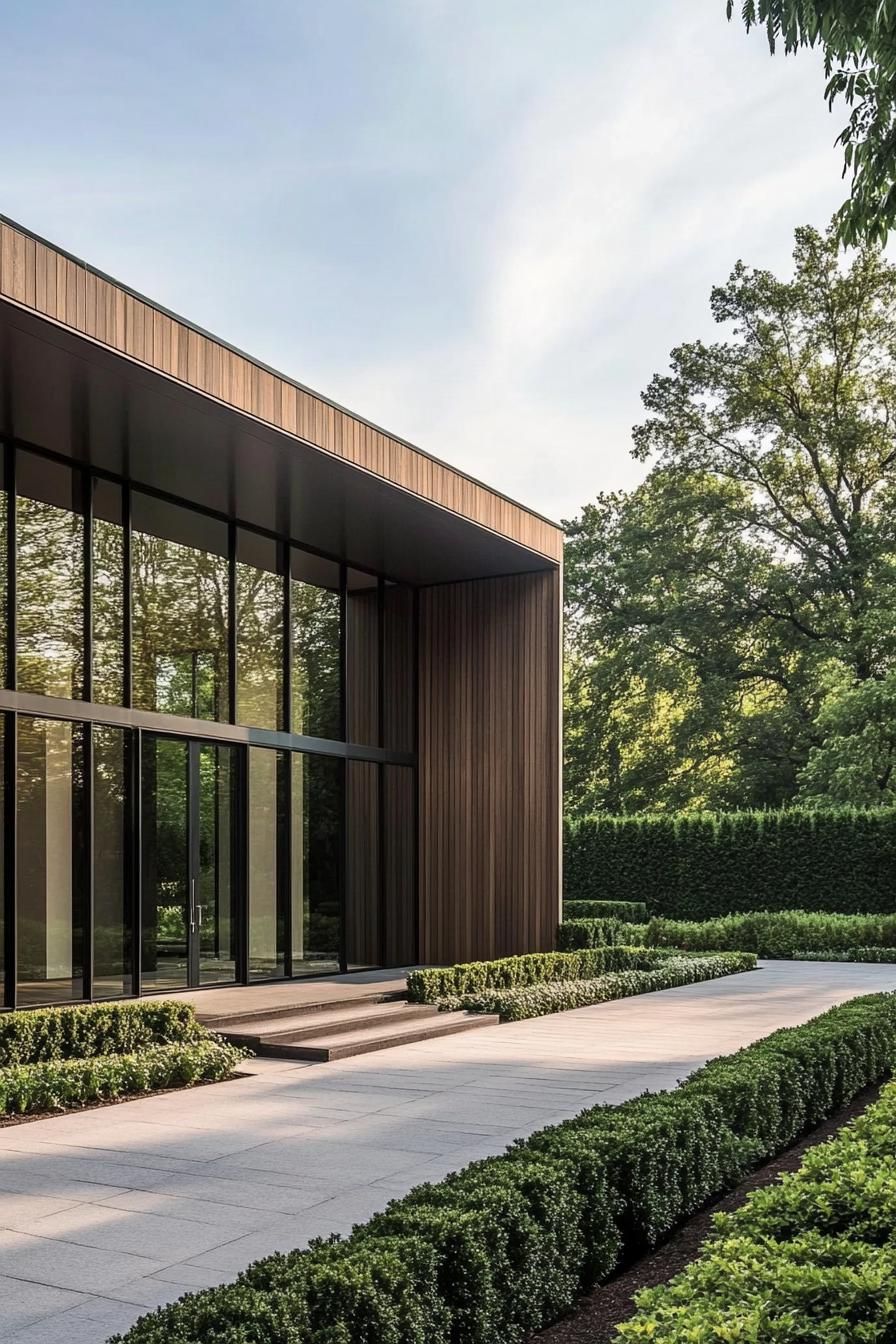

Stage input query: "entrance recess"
[{"left": 141, "top": 735, "right": 240, "bottom": 991}]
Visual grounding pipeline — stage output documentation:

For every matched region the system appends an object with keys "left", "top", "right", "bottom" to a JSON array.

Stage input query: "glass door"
[{"left": 141, "top": 735, "right": 239, "bottom": 991}]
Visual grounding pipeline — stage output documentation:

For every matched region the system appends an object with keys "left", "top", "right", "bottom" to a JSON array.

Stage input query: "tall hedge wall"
[{"left": 564, "top": 808, "right": 896, "bottom": 920}]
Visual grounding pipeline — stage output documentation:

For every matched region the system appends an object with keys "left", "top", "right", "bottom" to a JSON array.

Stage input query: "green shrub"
[
  {"left": 443, "top": 954, "right": 756, "bottom": 1020},
  {"left": 0, "top": 999, "right": 202, "bottom": 1067},
  {"left": 636, "top": 911, "right": 896, "bottom": 958},
  {"left": 617, "top": 1082, "right": 896, "bottom": 1341},
  {"left": 557, "top": 919, "right": 648, "bottom": 951},
  {"left": 0, "top": 1038, "right": 244, "bottom": 1116},
  {"left": 552, "top": 919, "right": 628, "bottom": 951},
  {"left": 794, "top": 946, "right": 896, "bottom": 962},
  {"left": 407, "top": 943, "right": 653, "bottom": 1003},
  {"left": 562, "top": 900, "right": 648, "bottom": 922},
  {"left": 111, "top": 994, "right": 896, "bottom": 1344},
  {"left": 564, "top": 807, "right": 896, "bottom": 918}
]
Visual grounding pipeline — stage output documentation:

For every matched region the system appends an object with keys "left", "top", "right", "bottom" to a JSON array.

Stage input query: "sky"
[{"left": 1, "top": 1, "right": 850, "bottom": 523}]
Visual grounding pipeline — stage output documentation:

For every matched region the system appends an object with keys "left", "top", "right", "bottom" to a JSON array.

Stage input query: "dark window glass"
[
  {"left": 141, "top": 735, "right": 189, "bottom": 992},
  {"left": 17, "top": 715, "right": 85, "bottom": 1004},
  {"left": 293, "top": 752, "right": 341, "bottom": 975},
  {"left": 131, "top": 494, "right": 229, "bottom": 720},
  {"left": 92, "top": 481, "right": 125, "bottom": 706},
  {"left": 345, "top": 760, "right": 379, "bottom": 969},
  {"left": 383, "top": 584, "right": 415, "bottom": 752},
  {"left": 93, "top": 725, "right": 130, "bottom": 998},
  {"left": 382, "top": 765, "right": 416, "bottom": 966},
  {"left": 291, "top": 550, "right": 341, "bottom": 740},
  {"left": 197, "top": 742, "right": 239, "bottom": 986},
  {"left": 17, "top": 452, "right": 84, "bottom": 699},
  {"left": 248, "top": 747, "right": 285, "bottom": 979},
  {"left": 237, "top": 531, "right": 284, "bottom": 729},
  {"left": 346, "top": 570, "right": 379, "bottom": 745}
]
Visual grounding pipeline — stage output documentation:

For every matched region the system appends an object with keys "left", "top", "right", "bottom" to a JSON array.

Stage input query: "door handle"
[
  {"left": 189, "top": 878, "right": 196, "bottom": 933},
  {"left": 196, "top": 904, "right": 204, "bottom": 927}
]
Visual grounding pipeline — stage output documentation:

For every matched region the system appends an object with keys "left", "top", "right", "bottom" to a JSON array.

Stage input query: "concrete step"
[
  {"left": 198, "top": 989, "right": 405, "bottom": 1031},
  {"left": 265, "top": 1010, "right": 500, "bottom": 1062},
  {"left": 222, "top": 1000, "right": 439, "bottom": 1049}
]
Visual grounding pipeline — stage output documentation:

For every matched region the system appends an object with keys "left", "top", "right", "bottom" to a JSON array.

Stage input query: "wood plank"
[
  {"left": 0, "top": 219, "right": 562, "bottom": 562},
  {"left": 417, "top": 569, "right": 561, "bottom": 963}
]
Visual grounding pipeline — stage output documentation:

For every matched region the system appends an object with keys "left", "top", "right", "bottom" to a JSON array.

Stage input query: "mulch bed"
[
  {"left": 530, "top": 1082, "right": 882, "bottom": 1344},
  {"left": 0, "top": 1069, "right": 253, "bottom": 1127}
]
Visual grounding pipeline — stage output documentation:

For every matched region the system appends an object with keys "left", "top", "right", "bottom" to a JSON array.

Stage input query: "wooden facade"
[
  {"left": 0, "top": 216, "right": 564, "bottom": 974},
  {"left": 0, "top": 218, "right": 560, "bottom": 563},
  {"left": 418, "top": 570, "right": 562, "bottom": 964}
]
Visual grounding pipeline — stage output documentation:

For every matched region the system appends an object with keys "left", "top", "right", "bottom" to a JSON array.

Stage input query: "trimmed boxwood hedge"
[
  {"left": 110, "top": 993, "right": 896, "bottom": 1344},
  {"left": 562, "top": 899, "right": 648, "bottom": 922},
  {"left": 565, "top": 807, "right": 896, "bottom": 918},
  {"left": 439, "top": 953, "right": 756, "bottom": 1020},
  {"left": 618, "top": 1080, "right": 896, "bottom": 1341},
  {"left": 0, "top": 999, "right": 202, "bottom": 1066},
  {"left": 558, "top": 911, "right": 896, "bottom": 958},
  {"left": 0, "top": 1039, "right": 244, "bottom": 1115},
  {"left": 0, "top": 999, "right": 247, "bottom": 1117},
  {"left": 407, "top": 945, "right": 662, "bottom": 1004}
]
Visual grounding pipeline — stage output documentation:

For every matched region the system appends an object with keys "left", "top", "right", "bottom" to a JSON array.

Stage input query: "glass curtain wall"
[
  {"left": 16, "top": 715, "right": 85, "bottom": 1004},
  {"left": 291, "top": 550, "right": 341, "bottom": 739},
  {"left": 131, "top": 493, "right": 229, "bottom": 720},
  {"left": 237, "top": 531, "right": 284, "bottom": 730},
  {"left": 0, "top": 445, "right": 417, "bottom": 1004},
  {"left": 93, "top": 725, "right": 129, "bottom": 998},
  {"left": 16, "top": 453, "right": 84, "bottom": 699},
  {"left": 292, "top": 753, "right": 341, "bottom": 974}
]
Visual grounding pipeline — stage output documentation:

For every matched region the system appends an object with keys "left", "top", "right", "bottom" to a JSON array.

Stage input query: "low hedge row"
[
  {"left": 0, "top": 1000, "right": 201, "bottom": 1066},
  {"left": 440, "top": 953, "right": 756, "bottom": 1020},
  {"left": 558, "top": 910, "right": 896, "bottom": 958},
  {"left": 618, "top": 1080, "right": 896, "bottom": 1340},
  {"left": 406, "top": 943, "right": 644, "bottom": 1003},
  {"left": 795, "top": 946, "right": 896, "bottom": 963},
  {"left": 0, "top": 1039, "right": 245, "bottom": 1116},
  {"left": 111, "top": 993, "right": 896, "bottom": 1344},
  {"left": 562, "top": 900, "right": 648, "bottom": 922}
]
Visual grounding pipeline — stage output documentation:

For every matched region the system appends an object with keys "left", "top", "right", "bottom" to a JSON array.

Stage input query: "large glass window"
[
  {"left": 17, "top": 715, "right": 85, "bottom": 1005},
  {"left": 293, "top": 752, "right": 341, "bottom": 974},
  {"left": 291, "top": 550, "right": 341, "bottom": 739},
  {"left": 141, "top": 735, "right": 190, "bottom": 992},
  {"left": 93, "top": 725, "right": 130, "bottom": 998},
  {"left": 248, "top": 747, "right": 285, "bottom": 979},
  {"left": 92, "top": 480, "right": 125, "bottom": 705},
  {"left": 131, "top": 494, "right": 229, "bottom": 720},
  {"left": 346, "top": 570, "right": 379, "bottom": 745},
  {"left": 237, "top": 531, "right": 284, "bottom": 729},
  {"left": 17, "top": 452, "right": 84, "bottom": 699}
]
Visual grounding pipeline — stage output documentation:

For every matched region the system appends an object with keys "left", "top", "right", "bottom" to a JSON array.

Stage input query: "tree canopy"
[
  {"left": 564, "top": 223, "right": 896, "bottom": 816},
  {"left": 728, "top": 0, "right": 896, "bottom": 243}
]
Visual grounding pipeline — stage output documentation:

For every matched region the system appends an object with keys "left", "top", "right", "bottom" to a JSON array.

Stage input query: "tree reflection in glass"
[{"left": 131, "top": 494, "right": 229, "bottom": 721}]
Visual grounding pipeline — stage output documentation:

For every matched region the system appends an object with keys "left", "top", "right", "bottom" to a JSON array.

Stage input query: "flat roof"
[{"left": 0, "top": 215, "right": 563, "bottom": 566}]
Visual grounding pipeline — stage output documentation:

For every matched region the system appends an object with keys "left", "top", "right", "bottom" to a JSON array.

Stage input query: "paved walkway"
[{"left": 0, "top": 959, "right": 894, "bottom": 1343}]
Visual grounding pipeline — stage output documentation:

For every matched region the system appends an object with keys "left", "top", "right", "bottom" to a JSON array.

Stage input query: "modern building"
[{"left": 0, "top": 216, "right": 563, "bottom": 1009}]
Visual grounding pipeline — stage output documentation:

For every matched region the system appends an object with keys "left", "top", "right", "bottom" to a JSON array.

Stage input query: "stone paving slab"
[{"left": 0, "top": 958, "right": 894, "bottom": 1341}]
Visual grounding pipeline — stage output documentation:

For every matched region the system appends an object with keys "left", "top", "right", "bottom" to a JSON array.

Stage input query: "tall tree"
[
  {"left": 565, "top": 223, "right": 896, "bottom": 815},
  {"left": 728, "top": 0, "right": 896, "bottom": 243}
]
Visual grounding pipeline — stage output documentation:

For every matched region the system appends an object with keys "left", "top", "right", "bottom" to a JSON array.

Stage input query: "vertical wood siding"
[
  {"left": 0, "top": 220, "right": 562, "bottom": 562},
  {"left": 418, "top": 570, "right": 561, "bottom": 964}
]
